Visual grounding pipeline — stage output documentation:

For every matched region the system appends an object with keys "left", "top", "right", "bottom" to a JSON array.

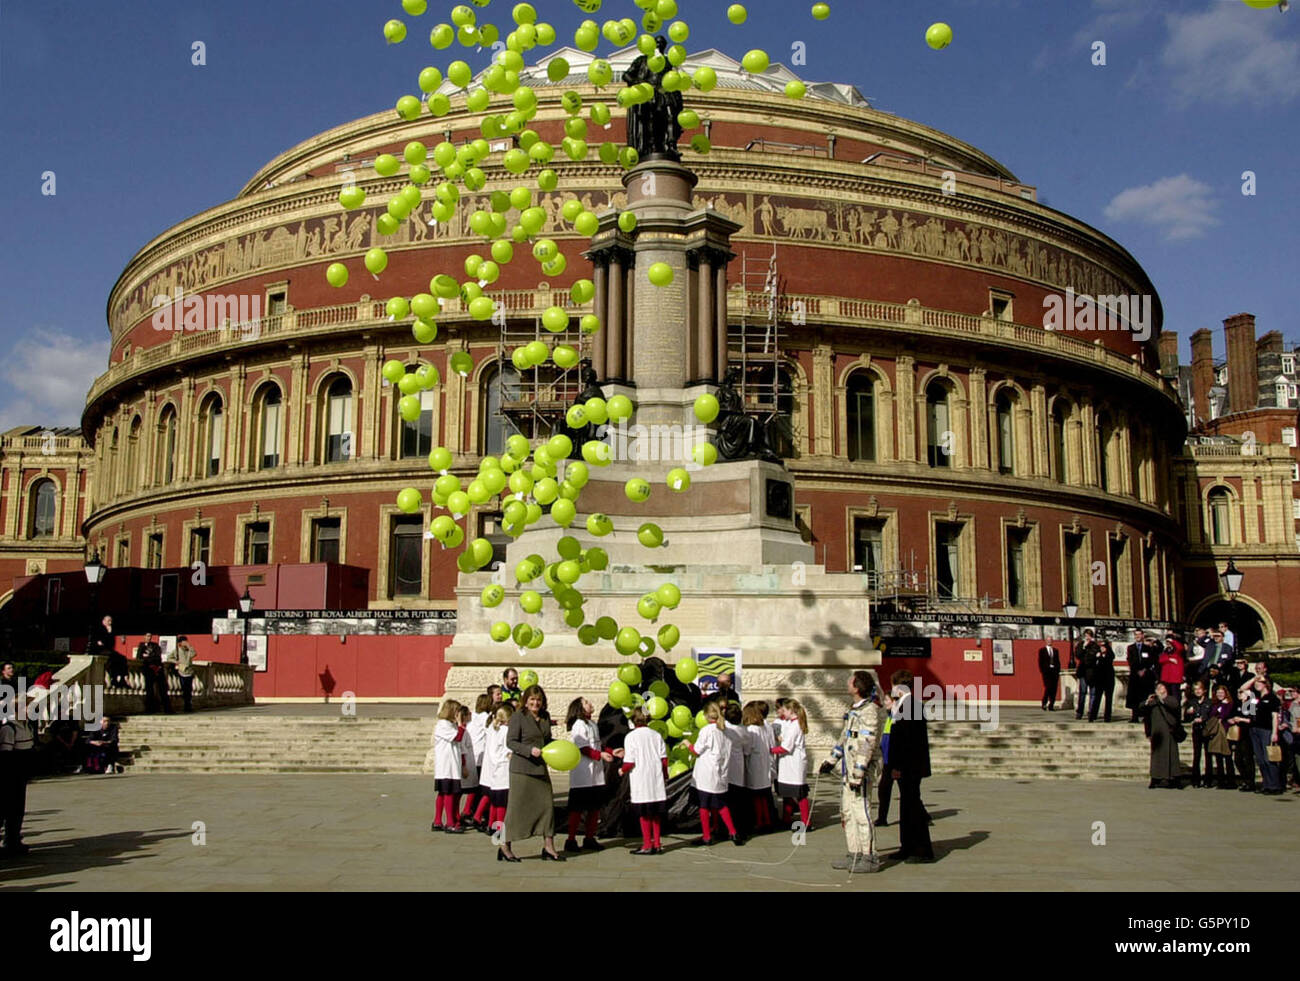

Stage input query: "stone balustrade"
[{"left": 52, "top": 654, "right": 255, "bottom": 715}]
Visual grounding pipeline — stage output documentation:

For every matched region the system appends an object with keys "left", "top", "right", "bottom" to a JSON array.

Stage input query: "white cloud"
[
  {"left": 1161, "top": 5, "right": 1300, "bottom": 106},
  {"left": 0, "top": 328, "right": 109, "bottom": 433},
  {"left": 1103, "top": 174, "right": 1220, "bottom": 241}
]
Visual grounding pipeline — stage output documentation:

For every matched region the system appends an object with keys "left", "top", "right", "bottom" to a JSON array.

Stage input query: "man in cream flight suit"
[{"left": 820, "top": 670, "right": 884, "bottom": 873}]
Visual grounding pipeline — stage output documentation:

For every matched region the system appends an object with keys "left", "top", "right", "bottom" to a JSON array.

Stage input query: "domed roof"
[{"left": 437, "top": 44, "right": 871, "bottom": 108}]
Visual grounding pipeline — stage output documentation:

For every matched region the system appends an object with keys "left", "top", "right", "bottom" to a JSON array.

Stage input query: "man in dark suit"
[
  {"left": 1037, "top": 641, "right": 1062, "bottom": 710},
  {"left": 1205, "top": 630, "right": 1234, "bottom": 675},
  {"left": 887, "top": 670, "right": 933, "bottom": 862},
  {"left": 1125, "top": 630, "right": 1159, "bottom": 722},
  {"left": 1086, "top": 636, "right": 1115, "bottom": 722}
]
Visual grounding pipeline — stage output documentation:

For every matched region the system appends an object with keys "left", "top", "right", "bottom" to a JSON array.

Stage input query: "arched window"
[
  {"left": 1095, "top": 412, "right": 1112, "bottom": 492},
  {"left": 1208, "top": 488, "right": 1232, "bottom": 545},
  {"left": 199, "top": 394, "right": 224, "bottom": 477},
  {"left": 156, "top": 406, "right": 177, "bottom": 484},
  {"left": 29, "top": 479, "right": 56, "bottom": 538},
  {"left": 324, "top": 376, "right": 353, "bottom": 462},
  {"left": 926, "top": 381, "right": 952, "bottom": 468},
  {"left": 994, "top": 389, "right": 1015, "bottom": 474},
  {"left": 256, "top": 385, "right": 283, "bottom": 469},
  {"left": 481, "top": 364, "right": 520, "bottom": 457},
  {"left": 846, "top": 372, "right": 876, "bottom": 462},
  {"left": 399, "top": 366, "right": 436, "bottom": 459},
  {"left": 1050, "top": 400, "right": 1070, "bottom": 483}
]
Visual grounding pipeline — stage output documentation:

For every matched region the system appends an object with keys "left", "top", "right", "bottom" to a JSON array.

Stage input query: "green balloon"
[
  {"left": 657, "top": 624, "right": 680, "bottom": 651},
  {"left": 656, "top": 583, "right": 682, "bottom": 608},
  {"left": 637, "top": 595, "right": 662, "bottom": 621},
  {"left": 490, "top": 621, "right": 511, "bottom": 643},
  {"left": 676, "top": 658, "right": 699, "bottom": 684},
  {"left": 542, "top": 740, "right": 580, "bottom": 771},
  {"left": 637, "top": 523, "right": 665, "bottom": 549},
  {"left": 646, "top": 696, "right": 669, "bottom": 720},
  {"left": 694, "top": 393, "right": 720, "bottom": 424},
  {"left": 578, "top": 624, "right": 599, "bottom": 645},
  {"left": 618, "top": 664, "right": 643, "bottom": 687},
  {"left": 671, "top": 705, "right": 693, "bottom": 729},
  {"left": 649, "top": 680, "right": 670, "bottom": 699},
  {"left": 596, "top": 616, "right": 619, "bottom": 641},
  {"left": 615, "top": 627, "right": 642, "bottom": 656},
  {"left": 608, "top": 680, "right": 632, "bottom": 708}
]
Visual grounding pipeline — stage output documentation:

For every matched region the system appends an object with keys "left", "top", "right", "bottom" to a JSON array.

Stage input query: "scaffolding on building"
[
  {"left": 728, "top": 246, "right": 786, "bottom": 415},
  {"left": 495, "top": 312, "right": 589, "bottom": 443}
]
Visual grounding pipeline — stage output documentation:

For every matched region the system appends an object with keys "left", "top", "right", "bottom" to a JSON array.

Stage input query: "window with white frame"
[{"left": 1283, "top": 427, "right": 1297, "bottom": 448}]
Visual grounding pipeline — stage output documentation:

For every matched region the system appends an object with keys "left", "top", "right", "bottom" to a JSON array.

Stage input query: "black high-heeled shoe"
[
  {"left": 541, "top": 849, "right": 566, "bottom": 862},
  {"left": 497, "top": 848, "right": 521, "bottom": 863}
]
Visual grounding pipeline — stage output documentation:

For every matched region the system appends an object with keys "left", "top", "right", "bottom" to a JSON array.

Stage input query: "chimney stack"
[
  {"left": 1257, "top": 330, "right": 1284, "bottom": 356},
  {"left": 1223, "top": 313, "right": 1257, "bottom": 413},
  {"left": 1157, "top": 330, "right": 1179, "bottom": 378},
  {"left": 1190, "top": 328, "right": 1215, "bottom": 427}
]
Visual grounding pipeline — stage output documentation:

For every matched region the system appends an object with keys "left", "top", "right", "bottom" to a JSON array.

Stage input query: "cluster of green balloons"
[{"left": 361, "top": 0, "right": 856, "bottom": 772}]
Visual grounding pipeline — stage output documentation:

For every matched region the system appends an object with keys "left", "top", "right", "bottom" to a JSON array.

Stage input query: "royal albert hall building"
[{"left": 52, "top": 48, "right": 1293, "bottom": 699}]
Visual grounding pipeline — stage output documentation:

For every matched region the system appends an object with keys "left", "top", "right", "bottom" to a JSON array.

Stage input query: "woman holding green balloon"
[{"left": 503, "top": 685, "right": 563, "bottom": 861}]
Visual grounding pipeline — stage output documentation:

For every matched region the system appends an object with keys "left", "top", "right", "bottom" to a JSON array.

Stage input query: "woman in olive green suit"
[{"left": 502, "top": 685, "right": 564, "bottom": 862}]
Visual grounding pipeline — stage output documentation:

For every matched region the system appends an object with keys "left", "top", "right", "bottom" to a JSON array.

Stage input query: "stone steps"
[{"left": 116, "top": 712, "right": 1155, "bottom": 779}]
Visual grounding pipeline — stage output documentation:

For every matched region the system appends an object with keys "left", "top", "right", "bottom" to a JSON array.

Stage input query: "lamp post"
[
  {"left": 239, "top": 587, "right": 253, "bottom": 666},
  {"left": 1219, "top": 557, "right": 1243, "bottom": 651},
  {"left": 1064, "top": 596, "right": 1079, "bottom": 679},
  {"left": 84, "top": 548, "right": 105, "bottom": 645}
]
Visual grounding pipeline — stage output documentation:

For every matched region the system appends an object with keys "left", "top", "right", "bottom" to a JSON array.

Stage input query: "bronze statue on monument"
[{"left": 623, "top": 36, "right": 684, "bottom": 161}]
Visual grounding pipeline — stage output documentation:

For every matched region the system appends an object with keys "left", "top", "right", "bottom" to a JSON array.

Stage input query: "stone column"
[
  {"left": 608, "top": 254, "right": 626, "bottom": 382},
  {"left": 1030, "top": 382, "right": 1048, "bottom": 477},
  {"left": 969, "top": 368, "right": 988, "bottom": 470},
  {"left": 445, "top": 335, "right": 466, "bottom": 455},
  {"left": 363, "top": 343, "right": 382, "bottom": 460},
  {"left": 1078, "top": 400, "right": 1096, "bottom": 486},
  {"left": 229, "top": 364, "right": 247, "bottom": 473},
  {"left": 693, "top": 253, "right": 714, "bottom": 384},
  {"left": 624, "top": 252, "right": 636, "bottom": 377},
  {"left": 812, "top": 345, "right": 834, "bottom": 457},
  {"left": 592, "top": 259, "right": 609, "bottom": 380},
  {"left": 289, "top": 353, "right": 309, "bottom": 466},
  {"left": 896, "top": 357, "right": 916, "bottom": 462},
  {"left": 714, "top": 260, "right": 728, "bottom": 385}
]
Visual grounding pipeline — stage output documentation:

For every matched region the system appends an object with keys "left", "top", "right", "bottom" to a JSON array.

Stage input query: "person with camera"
[
  {"left": 1158, "top": 633, "right": 1186, "bottom": 705},
  {"left": 1085, "top": 634, "right": 1115, "bottom": 723},
  {"left": 819, "top": 670, "right": 883, "bottom": 874},
  {"left": 1139, "top": 681, "right": 1183, "bottom": 789},
  {"left": 1071, "top": 628, "right": 1099, "bottom": 720},
  {"left": 1227, "top": 666, "right": 1258, "bottom": 792}
]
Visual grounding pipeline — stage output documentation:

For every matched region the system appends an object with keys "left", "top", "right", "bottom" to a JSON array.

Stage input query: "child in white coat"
[
  {"left": 432, "top": 700, "right": 467, "bottom": 833},
  {"left": 687, "top": 701, "right": 742, "bottom": 846},
  {"left": 621, "top": 707, "right": 668, "bottom": 855},
  {"left": 771, "top": 698, "right": 810, "bottom": 828},
  {"left": 742, "top": 702, "right": 775, "bottom": 832},
  {"left": 481, "top": 704, "right": 514, "bottom": 835},
  {"left": 565, "top": 697, "right": 615, "bottom": 853}
]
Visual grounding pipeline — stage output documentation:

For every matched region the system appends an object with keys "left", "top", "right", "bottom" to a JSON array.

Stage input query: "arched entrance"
[{"left": 1187, "top": 595, "right": 1274, "bottom": 652}]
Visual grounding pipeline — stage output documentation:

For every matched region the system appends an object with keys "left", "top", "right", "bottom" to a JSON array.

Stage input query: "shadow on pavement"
[{"left": 0, "top": 828, "right": 192, "bottom": 887}]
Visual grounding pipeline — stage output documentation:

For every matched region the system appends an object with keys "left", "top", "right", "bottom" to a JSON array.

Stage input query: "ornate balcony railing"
[{"left": 85, "top": 291, "right": 1174, "bottom": 413}]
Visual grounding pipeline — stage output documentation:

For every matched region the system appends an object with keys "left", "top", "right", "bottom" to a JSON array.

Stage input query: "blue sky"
[{"left": 1, "top": 0, "right": 1296, "bottom": 431}]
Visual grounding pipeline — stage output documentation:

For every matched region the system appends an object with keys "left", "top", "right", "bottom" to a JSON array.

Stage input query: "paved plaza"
[{"left": 2, "top": 772, "right": 1294, "bottom": 892}]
